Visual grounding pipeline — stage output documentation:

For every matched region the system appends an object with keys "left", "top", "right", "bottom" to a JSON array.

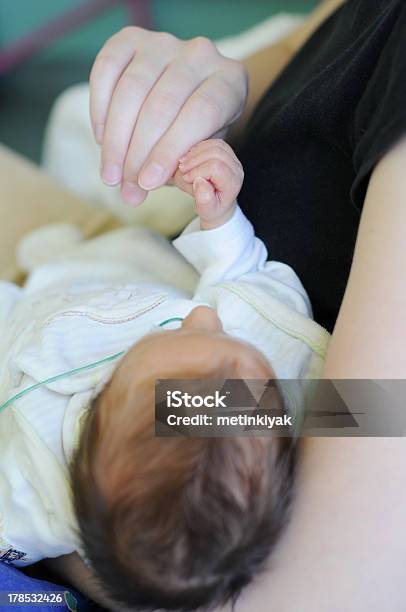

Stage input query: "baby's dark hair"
[{"left": 71, "top": 371, "right": 296, "bottom": 611}]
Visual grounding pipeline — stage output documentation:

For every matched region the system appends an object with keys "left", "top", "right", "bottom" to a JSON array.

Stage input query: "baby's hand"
[{"left": 178, "top": 139, "right": 244, "bottom": 229}]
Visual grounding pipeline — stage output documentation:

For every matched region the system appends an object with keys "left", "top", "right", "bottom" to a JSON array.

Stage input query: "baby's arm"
[
  {"left": 173, "top": 139, "right": 268, "bottom": 290},
  {"left": 173, "top": 140, "right": 310, "bottom": 315}
]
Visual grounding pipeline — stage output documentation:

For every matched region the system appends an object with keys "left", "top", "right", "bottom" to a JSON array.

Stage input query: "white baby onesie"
[{"left": 0, "top": 206, "right": 329, "bottom": 565}]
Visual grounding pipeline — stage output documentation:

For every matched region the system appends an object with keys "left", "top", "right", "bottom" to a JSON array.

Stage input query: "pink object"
[
  {"left": 124, "top": 0, "right": 153, "bottom": 28},
  {"left": 0, "top": 0, "right": 153, "bottom": 75}
]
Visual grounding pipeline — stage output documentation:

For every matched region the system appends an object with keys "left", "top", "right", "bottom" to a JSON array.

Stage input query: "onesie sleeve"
[
  {"left": 172, "top": 205, "right": 268, "bottom": 292},
  {"left": 352, "top": 4, "right": 406, "bottom": 209},
  {"left": 173, "top": 206, "right": 312, "bottom": 316}
]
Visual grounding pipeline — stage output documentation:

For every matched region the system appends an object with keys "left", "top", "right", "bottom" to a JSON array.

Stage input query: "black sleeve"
[{"left": 352, "top": 3, "right": 406, "bottom": 209}]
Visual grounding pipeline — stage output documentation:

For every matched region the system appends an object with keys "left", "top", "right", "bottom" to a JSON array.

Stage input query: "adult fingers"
[
  {"left": 121, "top": 57, "right": 208, "bottom": 203},
  {"left": 100, "top": 50, "right": 170, "bottom": 187},
  {"left": 137, "top": 66, "right": 245, "bottom": 192},
  {"left": 89, "top": 27, "right": 145, "bottom": 143}
]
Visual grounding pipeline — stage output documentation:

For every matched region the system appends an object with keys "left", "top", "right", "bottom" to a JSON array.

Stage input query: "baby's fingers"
[
  {"left": 193, "top": 177, "right": 217, "bottom": 209},
  {"left": 192, "top": 177, "right": 236, "bottom": 229},
  {"left": 179, "top": 140, "right": 242, "bottom": 175},
  {"left": 193, "top": 177, "right": 221, "bottom": 226},
  {"left": 181, "top": 159, "right": 241, "bottom": 208}
]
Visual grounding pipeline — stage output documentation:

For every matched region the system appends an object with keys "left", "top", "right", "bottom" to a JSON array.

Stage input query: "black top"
[{"left": 237, "top": 0, "right": 406, "bottom": 332}]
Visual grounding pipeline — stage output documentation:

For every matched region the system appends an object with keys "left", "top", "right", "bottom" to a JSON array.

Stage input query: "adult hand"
[{"left": 89, "top": 27, "right": 248, "bottom": 206}]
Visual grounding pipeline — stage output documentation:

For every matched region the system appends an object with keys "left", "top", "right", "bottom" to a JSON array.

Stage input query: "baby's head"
[{"left": 71, "top": 307, "right": 296, "bottom": 610}]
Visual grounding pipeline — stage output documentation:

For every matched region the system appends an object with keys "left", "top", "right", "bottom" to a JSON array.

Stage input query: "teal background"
[{"left": 0, "top": 0, "right": 318, "bottom": 161}]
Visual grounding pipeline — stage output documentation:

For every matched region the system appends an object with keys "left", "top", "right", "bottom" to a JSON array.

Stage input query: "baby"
[{"left": 0, "top": 140, "right": 329, "bottom": 610}]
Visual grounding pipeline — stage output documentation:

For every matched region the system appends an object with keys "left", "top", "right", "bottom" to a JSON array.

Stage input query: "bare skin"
[
  {"left": 47, "top": 2, "right": 406, "bottom": 610},
  {"left": 47, "top": 137, "right": 406, "bottom": 611},
  {"left": 90, "top": 0, "right": 344, "bottom": 206}
]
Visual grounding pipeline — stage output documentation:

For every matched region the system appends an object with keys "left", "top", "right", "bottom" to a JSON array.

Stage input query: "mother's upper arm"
[{"left": 324, "top": 134, "right": 406, "bottom": 378}]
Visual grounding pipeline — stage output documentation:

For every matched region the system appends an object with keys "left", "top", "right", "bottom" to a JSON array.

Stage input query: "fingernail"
[
  {"left": 138, "top": 161, "right": 165, "bottom": 190},
  {"left": 193, "top": 177, "right": 212, "bottom": 203},
  {"left": 94, "top": 123, "right": 104, "bottom": 144},
  {"left": 193, "top": 177, "right": 203, "bottom": 190},
  {"left": 101, "top": 161, "right": 122, "bottom": 186},
  {"left": 121, "top": 181, "right": 146, "bottom": 206}
]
